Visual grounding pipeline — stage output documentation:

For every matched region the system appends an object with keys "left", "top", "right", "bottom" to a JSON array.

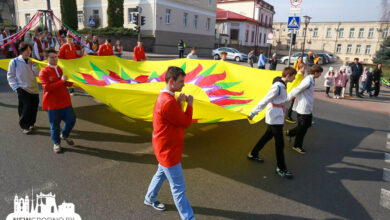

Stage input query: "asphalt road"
[{"left": 0, "top": 60, "right": 389, "bottom": 220}]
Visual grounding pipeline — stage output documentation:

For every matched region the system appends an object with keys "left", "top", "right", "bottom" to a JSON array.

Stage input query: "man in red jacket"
[
  {"left": 39, "top": 48, "right": 76, "bottom": 154},
  {"left": 58, "top": 35, "right": 81, "bottom": 60},
  {"left": 97, "top": 39, "right": 114, "bottom": 56},
  {"left": 144, "top": 66, "right": 194, "bottom": 220},
  {"left": 58, "top": 35, "right": 82, "bottom": 96},
  {"left": 133, "top": 40, "right": 146, "bottom": 61}
]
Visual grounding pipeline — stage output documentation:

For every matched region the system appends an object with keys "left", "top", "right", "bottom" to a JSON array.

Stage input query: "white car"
[
  {"left": 280, "top": 53, "right": 308, "bottom": 65},
  {"left": 212, "top": 47, "right": 248, "bottom": 62}
]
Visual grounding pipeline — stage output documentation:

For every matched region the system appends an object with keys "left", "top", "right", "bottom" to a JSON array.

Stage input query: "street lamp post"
[{"left": 301, "top": 15, "right": 311, "bottom": 58}]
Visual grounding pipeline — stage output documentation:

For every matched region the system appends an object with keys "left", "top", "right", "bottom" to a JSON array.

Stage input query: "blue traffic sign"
[
  {"left": 88, "top": 17, "right": 96, "bottom": 27},
  {"left": 287, "top": 16, "right": 300, "bottom": 29}
]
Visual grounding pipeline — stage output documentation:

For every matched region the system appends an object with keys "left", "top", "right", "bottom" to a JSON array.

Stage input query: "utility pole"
[
  {"left": 137, "top": 6, "right": 142, "bottom": 41},
  {"left": 301, "top": 15, "right": 311, "bottom": 59},
  {"left": 47, "top": 0, "right": 52, "bottom": 33}
]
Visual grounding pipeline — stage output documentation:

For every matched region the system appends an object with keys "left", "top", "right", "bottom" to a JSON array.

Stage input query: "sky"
[{"left": 271, "top": 0, "right": 387, "bottom": 22}]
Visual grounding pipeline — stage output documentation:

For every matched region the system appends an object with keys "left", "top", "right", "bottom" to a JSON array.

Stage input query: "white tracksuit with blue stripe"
[{"left": 250, "top": 78, "right": 287, "bottom": 125}]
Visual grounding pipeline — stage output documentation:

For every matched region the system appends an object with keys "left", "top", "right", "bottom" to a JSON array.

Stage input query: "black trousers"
[
  {"left": 349, "top": 78, "right": 360, "bottom": 96},
  {"left": 373, "top": 81, "right": 380, "bottom": 97},
  {"left": 288, "top": 113, "right": 312, "bottom": 148},
  {"left": 251, "top": 124, "right": 286, "bottom": 170},
  {"left": 179, "top": 50, "right": 184, "bottom": 58},
  {"left": 325, "top": 87, "right": 330, "bottom": 94},
  {"left": 17, "top": 89, "right": 39, "bottom": 129},
  {"left": 287, "top": 99, "right": 295, "bottom": 119},
  {"left": 335, "top": 86, "right": 342, "bottom": 96}
]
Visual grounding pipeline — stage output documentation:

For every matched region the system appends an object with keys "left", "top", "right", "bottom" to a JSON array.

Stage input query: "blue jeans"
[
  {"left": 361, "top": 81, "right": 366, "bottom": 93},
  {"left": 47, "top": 106, "right": 76, "bottom": 144},
  {"left": 145, "top": 163, "right": 194, "bottom": 220}
]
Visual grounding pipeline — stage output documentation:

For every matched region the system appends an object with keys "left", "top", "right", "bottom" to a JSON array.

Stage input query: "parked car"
[
  {"left": 325, "top": 53, "right": 336, "bottom": 63},
  {"left": 280, "top": 52, "right": 308, "bottom": 65},
  {"left": 317, "top": 53, "right": 330, "bottom": 65},
  {"left": 212, "top": 47, "right": 248, "bottom": 62}
]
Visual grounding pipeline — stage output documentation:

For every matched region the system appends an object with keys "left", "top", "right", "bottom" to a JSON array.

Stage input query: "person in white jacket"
[
  {"left": 247, "top": 67, "right": 297, "bottom": 179},
  {"left": 7, "top": 42, "right": 40, "bottom": 134},
  {"left": 286, "top": 65, "right": 323, "bottom": 154},
  {"left": 323, "top": 67, "right": 335, "bottom": 98}
]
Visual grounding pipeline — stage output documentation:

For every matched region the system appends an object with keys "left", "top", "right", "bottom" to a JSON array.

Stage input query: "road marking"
[
  {"left": 386, "top": 153, "right": 390, "bottom": 163},
  {"left": 4, "top": 180, "right": 58, "bottom": 204},
  {"left": 380, "top": 188, "right": 390, "bottom": 209}
]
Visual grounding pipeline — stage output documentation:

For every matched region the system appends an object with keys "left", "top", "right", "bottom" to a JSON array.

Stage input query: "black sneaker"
[
  {"left": 292, "top": 146, "right": 306, "bottom": 154},
  {"left": 247, "top": 153, "right": 264, "bottom": 163},
  {"left": 144, "top": 199, "right": 166, "bottom": 211},
  {"left": 276, "top": 167, "right": 293, "bottom": 179},
  {"left": 285, "top": 117, "right": 296, "bottom": 124}
]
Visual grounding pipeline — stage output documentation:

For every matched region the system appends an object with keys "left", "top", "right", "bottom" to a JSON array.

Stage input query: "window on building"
[
  {"left": 365, "top": 45, "right": 371, "bottom": 55},
  {"left": 251, "top": 31, "right": 254, "bottom": 43},
  {"left": 263, "top": 33, "right": 266, "bottom": 44},
  {"left": 260, "top": 14, "right": 263, "bottom": 24},
  {"left": 194, "top": 15, "right": 198, "bottom": 28},
  {"left": 382, "top": 28, "right": 388, "bottom": 38},
  {"left": 368, "top": 28, "right": 374, "bottom": 38},
  {"left": 346, "top": 44, "right": 352, "bottom": 54},
  {"left": 245, "top": 30, "right": 249, "bottom": 42},
  {"left": 313, "top": 28, "right": 318, "bottom": 37},
  {"left": 265, "top": 16, "right": 268, "bottom": 26},
  {"left": 349, "top": 28, "right": 355, "bottom": 38},
  {"left": 183, "top": 13, "right": 188, "bottom": 27},
  {"left": 302, "top": 28, "right": 306, "bottom": 36},
  {"left": 25, "top": 13, "right": 31, "bottom": 25},
  {"left": 166, "top": 9, "right": 171, "bottom": 24},
  {"left": 358, "top": 28, "right": 364, "bottom": 38},
  {"left": 208, "top": 0, "right": 212, "bottom": 6},
  {"left": 355, "top": 45, "right": 361, "bottom": 54},
  {"left": 259, "top": 33, "right": 262, "bottom": 44},
  {"left": 296, "top": 29, "right": 299, "bottom": 36},
  {"left": 77, "top": 11, "right": 84, "bottom": 23},
  {"left": 93, "top": 9, "right": 99, "bottom": 18},
  {"left": 206, "top": 18, "right": 210, "bottom": 31},
  {"left": 326, "top": 28, "right": 331, "bottom": 37},
  {"left": 338, "top": 28, "right": 344, "bottom": 38},
  {"left": 336, "top": 44, "right": 342, "bottom": 53}
]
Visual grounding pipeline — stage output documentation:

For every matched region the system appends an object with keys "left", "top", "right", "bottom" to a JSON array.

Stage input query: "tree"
[
  {"left": 60, "top": 0, "right": 78, "bottom": 30},
  {"left": 373, "top": 37, "right": 390, "bottom": 65},
  {"left": 107, "top": 0, "right": 124, "bottom": 27}
]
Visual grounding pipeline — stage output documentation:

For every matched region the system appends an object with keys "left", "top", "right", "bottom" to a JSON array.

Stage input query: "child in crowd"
[
  {"left": 334, "top": 67, "right": 348, "bottom": 99},
  {"left": 323, "top": 67, "right": 335, "bottom": 98}
]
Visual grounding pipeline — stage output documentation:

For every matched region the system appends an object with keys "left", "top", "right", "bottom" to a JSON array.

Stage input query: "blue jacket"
[{"left": 258, "top": 54, "right": 266, "bottom": 67}]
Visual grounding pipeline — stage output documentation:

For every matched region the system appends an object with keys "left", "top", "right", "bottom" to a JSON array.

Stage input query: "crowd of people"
[{"left": 323, "top": 59, "right": 383, "bottom": 99}]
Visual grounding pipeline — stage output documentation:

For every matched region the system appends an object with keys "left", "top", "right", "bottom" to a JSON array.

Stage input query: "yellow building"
[{"left": 272, "top": 21, "right": 390, "bottom": 64}]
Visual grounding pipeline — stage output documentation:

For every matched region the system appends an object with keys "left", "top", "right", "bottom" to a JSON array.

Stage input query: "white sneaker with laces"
[{"left": 53, "top": 143, "right": 62, "bottom": 153}]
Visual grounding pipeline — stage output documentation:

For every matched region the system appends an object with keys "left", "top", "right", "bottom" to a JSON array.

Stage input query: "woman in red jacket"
[{"left": 39, "top": 48, "right": 76, "bottom": 154}]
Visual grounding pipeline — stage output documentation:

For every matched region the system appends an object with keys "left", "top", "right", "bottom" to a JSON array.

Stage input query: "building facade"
[
  {"left": 216, "top": 0, "right": 274, "bottom": 51},
  {"left": 14, "top": 0, "right": 217, "bottom": 54},
  {"left": 272, "top": 21, "right": 390, "bottom": 64}
]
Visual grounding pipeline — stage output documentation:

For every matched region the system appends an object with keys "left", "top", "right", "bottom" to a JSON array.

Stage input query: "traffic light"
[
  {"left": 292, "top": 33, "right": 296, "bottom": 45},
  {"left": 141, "top": 16, "right": 146, "bottom": 26},
  {"left": 135, "top": 26, "right": 140, "bottom": 33},
  {"left": 132, "top": 14, "right": 139, "bottom": 24}
]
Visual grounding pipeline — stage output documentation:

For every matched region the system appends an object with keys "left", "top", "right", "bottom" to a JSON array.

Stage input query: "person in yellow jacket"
[{"left": 293, "top": 56, "right": 303, "bottom": 72}]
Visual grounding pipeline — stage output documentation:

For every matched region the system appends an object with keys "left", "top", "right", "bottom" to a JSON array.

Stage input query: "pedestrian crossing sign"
[{"left": 288, "top": 16, "right": 300, "bottom": 29}]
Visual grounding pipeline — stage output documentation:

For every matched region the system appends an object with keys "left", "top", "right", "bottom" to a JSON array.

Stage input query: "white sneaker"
[
  {"left": 53, "top": 143, "right": 63, "bottom": 154},
  {"left": 60, "top": 134, "right": 74, "bottom": 146},
  {"left": 22, "top": 129, "right": 32, "bottom": 134}
]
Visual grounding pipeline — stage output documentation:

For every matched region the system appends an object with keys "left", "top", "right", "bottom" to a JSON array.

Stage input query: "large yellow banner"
[{"left": 0, "top": 56, "right": 302, "bottom": 123}]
